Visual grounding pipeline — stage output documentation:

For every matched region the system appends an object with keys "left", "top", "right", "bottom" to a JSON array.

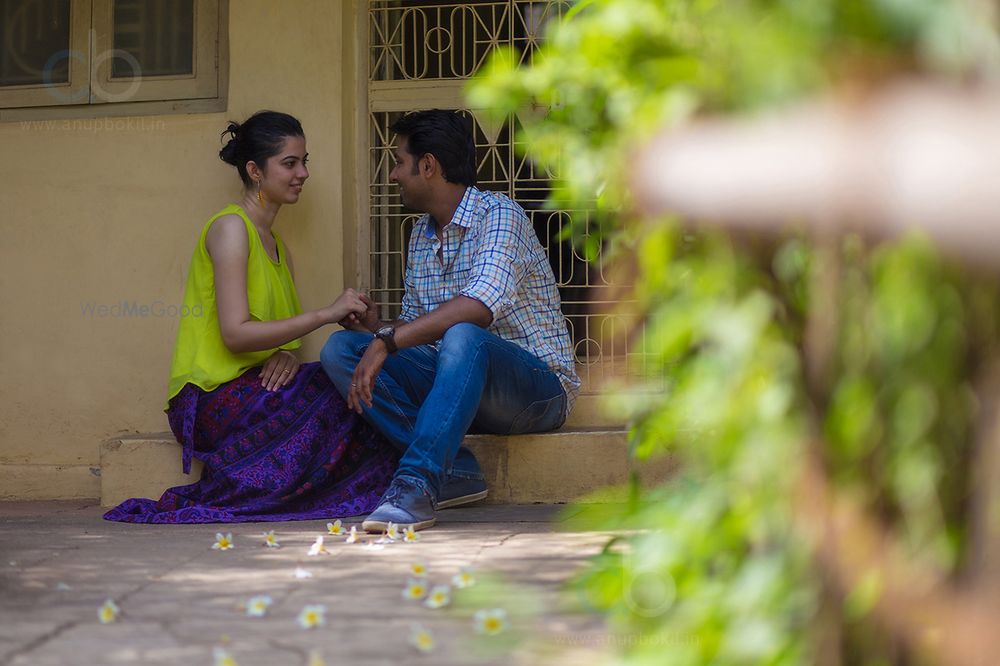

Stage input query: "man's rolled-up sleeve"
[{"left": 459, "top": 206, "right": 528, "bottom": 320}]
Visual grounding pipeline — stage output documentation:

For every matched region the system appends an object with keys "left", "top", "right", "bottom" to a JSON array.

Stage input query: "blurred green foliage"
[{"left": 469, "top": 0, "right": 1000, "bottom": 663}]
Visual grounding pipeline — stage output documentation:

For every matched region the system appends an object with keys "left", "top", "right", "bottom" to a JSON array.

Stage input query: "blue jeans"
[{"left": 320, "top": 323, "right": 567, "bottom": 499}]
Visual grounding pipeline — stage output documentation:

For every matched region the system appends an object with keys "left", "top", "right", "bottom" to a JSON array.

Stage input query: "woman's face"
[{"left": 259, "top": 136, "right": 309, "bottom": 204}]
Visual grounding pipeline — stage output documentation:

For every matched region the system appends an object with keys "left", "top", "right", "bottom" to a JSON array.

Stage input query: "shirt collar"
[{"left": 422, "top": 186, "right": 481, "bottom": 239}]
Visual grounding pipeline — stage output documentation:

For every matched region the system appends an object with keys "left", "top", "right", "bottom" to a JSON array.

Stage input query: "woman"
[{"left": 105, "top": 111, "right": 397, "bottom": 523}]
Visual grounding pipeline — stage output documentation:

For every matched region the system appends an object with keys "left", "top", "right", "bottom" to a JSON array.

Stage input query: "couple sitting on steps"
[{"left": 104, "top": 109, "right": 580, "bottom": 532}]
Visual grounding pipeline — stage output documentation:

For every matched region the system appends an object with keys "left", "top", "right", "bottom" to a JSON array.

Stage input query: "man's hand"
[
  {"left": 260, "top": 350, "right": 300, "bottom": 391},
  {"left": 339, "top": 292, "right": 380, "bottom": 333},
  {"left": 347, "top": 339, "right": 388, "bottom": 413}
]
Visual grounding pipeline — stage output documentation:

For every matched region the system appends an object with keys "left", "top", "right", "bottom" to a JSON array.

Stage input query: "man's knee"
[
  {"left": 439, "top": 322, "right": 490, "bottom": 357},
  {"left": 320, "top": 329, "right": 370, "bottom": 371}
]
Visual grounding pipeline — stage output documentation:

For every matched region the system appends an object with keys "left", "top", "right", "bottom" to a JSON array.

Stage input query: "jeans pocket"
[{"left": 508, "top": 392, "right": 566, "bottom": 435}]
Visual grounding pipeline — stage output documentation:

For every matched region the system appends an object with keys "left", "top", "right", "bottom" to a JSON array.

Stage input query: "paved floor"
[{"left": 0, "top": 502, "right": 617, "bottom": 666}]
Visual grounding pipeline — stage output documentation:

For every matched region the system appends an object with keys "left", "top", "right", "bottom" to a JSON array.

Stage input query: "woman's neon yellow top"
[{"left": 166, "top": 204, "right": 302, "bottom": 407}]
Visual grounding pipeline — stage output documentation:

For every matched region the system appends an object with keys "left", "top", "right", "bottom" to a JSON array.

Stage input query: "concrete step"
[{"left": 99, "top": 428, "right": 676, "bottom": 508}]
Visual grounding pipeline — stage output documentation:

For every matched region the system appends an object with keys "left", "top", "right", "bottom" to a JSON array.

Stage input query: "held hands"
[
  {"left": 260, "top": 350, "right": 300, "bottom": 391},
  {"left": 326, "top": 289, "right": 368, "bottom": 326},
  {"left": 339, "top": 292, "right": 379, "bottom": 332}
]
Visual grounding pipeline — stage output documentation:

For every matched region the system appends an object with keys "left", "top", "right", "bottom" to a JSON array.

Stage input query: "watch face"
[{"left": 376, "top": 326, "right": 393, "bottom": 337}]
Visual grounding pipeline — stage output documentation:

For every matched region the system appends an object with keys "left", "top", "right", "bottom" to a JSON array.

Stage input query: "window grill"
[{"left": 365, "top": 1, "right": 651, "bottom": 390}]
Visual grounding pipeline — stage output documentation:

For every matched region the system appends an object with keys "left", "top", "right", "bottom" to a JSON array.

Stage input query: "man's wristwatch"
[{"left": 374, "top": 324, "right": 398, "bottom": 354}]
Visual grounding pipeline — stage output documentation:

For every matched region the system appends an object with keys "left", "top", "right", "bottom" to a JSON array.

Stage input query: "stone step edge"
[{"left": 100, "top": 428, "right": 675, "bottom": 508}]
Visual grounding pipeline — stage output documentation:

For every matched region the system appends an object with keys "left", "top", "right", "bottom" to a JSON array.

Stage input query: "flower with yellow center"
[
  {"left": 245, "top": 595, "right": 272, "bottom": 618},
  {"left": 385, "top": 522, "right": 400, "bottom": 541},
  {"left": 345, "top": 525, "right": 359, "bottom": 544},
  {"left": 97, "top": 599, "right": 120, "bottom": 624},
  {"left": 402, "top": 577, "right": 428, "bottom": 601},
  {"left": 424, "top": 585, "right": 451, "bottom": 609},
  {"left": 297, "top": 604, "right": 327, "bottom": 629},
  {"left": 213, "top": 647, "right": 239, "bottom": 666},
  {"left": 452, "top": 567, "right": 475, "bottom": 589},
  {"left": 409, "top": 561, "right": 428, "bottom": 578},
  {"left": 410, "top": 623, "right": 436, "bottom": 653},
  {"left": 326, "top": 520, "right": 344, "bottom": 536},
  {"left": 261, "top": 531, "right": 280, "bottom": 548},
  {"left": 307, "top": 536, "right": 329, "bottom": 556},
  {"left": 212, "top": 533, "right": 234, "bottom": 551},
  {"left": 402, "top": 526, "right": 420, "bottom": 543},
  {"left": 474, "top": 608, "right": 508, "bottom": 636}
]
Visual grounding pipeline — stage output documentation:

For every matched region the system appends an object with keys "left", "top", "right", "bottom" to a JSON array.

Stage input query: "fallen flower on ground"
[
  {"left": 297, "top": 604, "right": 327, "bottom": 629},
  {"left": 403, "top": 526, "right": 420, "bottom": 543},
  {"left": 97, "top": 599, "right": 120, "bottom": 624},
  {"left": 212, "top": 533, "right": 235, "bottom": 551},
  {"left": 452, "top": 567, "right": 476, "bottom": 589},
  {"left": 261, "top": 531, "right": 280, "bottom": 548},
  {"left": 307, "top": 536, "right": 329, "bottom": 556},
  {"left": 326, "top": 520, "right": 344, "bottom": 536},
  {"left": 402, "top": 578, "right": 428, "bottom": 600},
  {"left": 410, "top": 562, "right": 428, "bottom": 577},
  {"left": 292, "top": 567, "right": 313, "bottom": 579},
  {"left": 474, "top": 608, "right": 508, "bottom": 636},
  {"left": 213, "top": 647, "right": 239, "bottom": 666},
  {"left": 424, "top": 585, "right": 451, "bottom": 609},
  {"left": 385, "top": 522, "right": 400, "bottom": 541},
  {"left": 410, "top": 623, "right": 436, "bottom": 653},
  {"left": 345, "top": 526, "right": 359, "bottom": 543},
  {"left": 307, "top": 649, "right": 327, "bottom": 666},
  {"left": 245, "top": 595, "right": 273, "bottom": 618}
]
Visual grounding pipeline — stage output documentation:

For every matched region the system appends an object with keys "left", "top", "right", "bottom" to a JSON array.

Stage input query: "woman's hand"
[
  {"left": 260, "top": 350, "right": 300, "bottom": 391},
  {"left": 339, "top": 292, "right": 380, "bottom": 332},
  {"left": 324, "top": 289, "right": 368, "bottom": 325}
]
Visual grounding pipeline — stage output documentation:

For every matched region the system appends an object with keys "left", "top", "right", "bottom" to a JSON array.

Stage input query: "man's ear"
[{"left": 420, "top": 153, "right": 438, "bottom": 179}]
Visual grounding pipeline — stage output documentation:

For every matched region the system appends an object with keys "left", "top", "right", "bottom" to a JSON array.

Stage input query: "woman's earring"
[{"left": 256, "top": 180, "right": 265, "bottom": 205}]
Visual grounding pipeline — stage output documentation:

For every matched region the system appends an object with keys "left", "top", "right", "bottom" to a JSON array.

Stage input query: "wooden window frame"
[{"left": 0, "top": 0, "right": 228, "bottom": 121}]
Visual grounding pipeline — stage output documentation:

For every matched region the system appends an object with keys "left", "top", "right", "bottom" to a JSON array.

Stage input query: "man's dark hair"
[{"left": 390, "top": 110, "right": 477, "bottom": 186}]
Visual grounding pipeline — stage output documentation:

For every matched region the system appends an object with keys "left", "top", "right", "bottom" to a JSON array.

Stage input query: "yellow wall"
[{"left": 0, "top": 1, "right": 359, "bottom": 499}]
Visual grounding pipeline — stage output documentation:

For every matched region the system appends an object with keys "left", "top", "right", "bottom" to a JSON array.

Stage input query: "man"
[{"left": 321, "top": 110, "right": 580, "bottom": 532}]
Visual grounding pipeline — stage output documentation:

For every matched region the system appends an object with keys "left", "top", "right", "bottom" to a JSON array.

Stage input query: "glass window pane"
[
  {"left": 112, "top": 0, "right": 193, "bottom": 79},
  {"left": 0, "top": 0, "right": 71, "bottom": 87}
]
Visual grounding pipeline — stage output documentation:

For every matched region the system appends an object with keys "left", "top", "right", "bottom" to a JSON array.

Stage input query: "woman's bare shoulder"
[{"left": 206, "top": 213, "right": 249, "bottom": 256}]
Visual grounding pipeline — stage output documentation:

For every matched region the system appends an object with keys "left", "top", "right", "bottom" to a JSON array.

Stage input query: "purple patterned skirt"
[{"left": 103, "top": 362, "right": 398, "bottom": 524}]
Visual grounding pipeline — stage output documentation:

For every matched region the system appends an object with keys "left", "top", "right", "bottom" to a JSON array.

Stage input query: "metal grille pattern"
[
  {"left": 370, "top": 0, "right": 570, "bottom": 81},
  {"left": 366, "top": 2, "right": 650, "bottom": 388}
]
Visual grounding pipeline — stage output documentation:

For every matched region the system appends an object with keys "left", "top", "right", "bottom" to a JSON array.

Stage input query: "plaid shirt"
[{"left": 399, "top": 186, "right": 580, "bottom": 412}]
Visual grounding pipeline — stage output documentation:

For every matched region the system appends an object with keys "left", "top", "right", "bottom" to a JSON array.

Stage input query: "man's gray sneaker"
[
  {"left": 436, "top": 475, "right": 488, "bottom": 509},
  {"left": 362, "top": 476, "right": 436, "bottom": 533}
]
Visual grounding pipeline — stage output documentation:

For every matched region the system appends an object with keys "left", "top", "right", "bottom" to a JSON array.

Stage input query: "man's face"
[{"left": 389, "top": 137, "right": 426, "bottom": 211}]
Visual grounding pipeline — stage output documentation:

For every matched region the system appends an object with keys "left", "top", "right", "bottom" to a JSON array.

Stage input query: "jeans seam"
[
  {"left": 375, "top": 375, "right": 414, "bottom": 433},
  {"left": 509, "top": 391, "right": 566, "bottom": 434}
]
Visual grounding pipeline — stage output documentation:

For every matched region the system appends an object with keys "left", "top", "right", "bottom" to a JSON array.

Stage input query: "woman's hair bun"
[
  {"left": 218, "top": 112, "right": 304, "bottom": 187},
  {"left": 218, "top": 121, "right": 241, "bottom": 165}
]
